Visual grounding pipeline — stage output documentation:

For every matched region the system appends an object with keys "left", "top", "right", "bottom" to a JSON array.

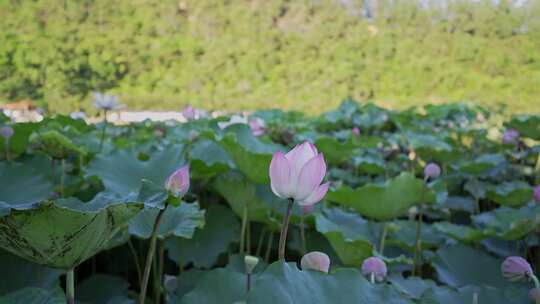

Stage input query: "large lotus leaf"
[
  {"left": 433, "top": 222, "right": 487, "bottom": 243},
  {"left": 167, "top": 269, "right": 206, "bottom": 302},
  {"left": 0, "top": 162, "right": 54, "bottom": 214},
  {"left": 0, "top": 286, "right": 65, "bottom": 304},
  {"left": 458, "top": 154, "right": 506, "bottom": 175},
  {"left": 129, "top": 202, "right": 205, "bottom": 240},
  {"left": 354, "top": 155, "right": 386, "bottom": 174},
  {"left": 315, "top": 207, "right": 375, "bottom": 266},
  {"left": 505, "top": 115, "right": 540, "bottom": 140},
  {"left": 486, "top": 181, "right": 533, "bottom": 207},
  {"left": 177, "top": 267, "right": 245, "bottom": 304},
  {"left": 217, "top": 124, "right": 279, "bottom": 184},
  {"left": 420, "top": 284, "right": 529, "bottom": 304},
  {"left": 166, "top": 204, "right": 239, "bottom": 268},
  {"left": 472, "top": 204, "right": 540, "bottom": 240},
  {"left": 405, "top": 132, "right": 454, "bottom": 162},
  {"left": 29, "top": 130, "right": 86, "bottom": 159},
  {"left": 432, "top": 244, "right": 519, "bottom": 289},
  {"left": 249, "top": 262, "right": 413, "bottom": 304},
  {"left": 0, "top": 122, "right": 41, "bottom": 157},
  {"left": 314, "top": 136, "right": 380, "bottom": 164},
  {"left": 386, "top": 221, "right": 445, "bottom": 251},
  {"left": 0, "top": 250, "right": 62, "bottom": 295},
  {"left": 86, "top": 146, "right": 184, "bottom": 195},
  {"left": 0, "top": 193, "right": 143, "bottom": 269},
  {"left": 327, "top": 172, "right": 436, "bottom": 220},
  {"left": 388, "top": 274, "right": 437, "bottom": 300},
  {"left": 188, "top": 139, "right": 233, "bottom": 179},
  {"left": 77, "top": 274, "right": 130, "bottom": 304}
]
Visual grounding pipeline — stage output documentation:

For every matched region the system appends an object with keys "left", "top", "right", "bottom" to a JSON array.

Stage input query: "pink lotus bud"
[
  {"left": 182, "top": 104, "right": 195, "bottom": 120},
  {"left": 503, "top": 129, "right": 519, "bottom": 145},
  {"left": 534, "top": 185, "right": 540, "bottom": 203},
  {"left": 501, "top": 256, "right": 533, "bottom": 282},
  {"left": 361, "top": 257, "right": 387, "bottom": 282},
  {"left": 447, "top": 122, "right": 454, "bottom": 129},
  {"left": 424, "top": 163, "right": 441, "bottom": 179},
  {"left": 269, "top": 142, "right": 329, "bottom": 205},
  {"left": 164, "top": 165, "right": 190, "bottom": 198},
  {"left": 249, "top": 117, "right": 265, "bottom": 136},
  {"left": 352, "top": 127, "right": 360, "bottom": 136},
  {"left": 0, "top": 126, "right": 14, "bottom": 139},
  {"left": 301, "top": 251, "right": 330, "bottom": 273},
  {"left": 300, "top": 204, "right": 315, "bottom": 214}
]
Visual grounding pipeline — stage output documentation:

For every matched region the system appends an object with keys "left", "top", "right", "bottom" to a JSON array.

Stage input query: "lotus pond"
[{"left": 0, "top": 101, "right": 540, "bottom": 304}]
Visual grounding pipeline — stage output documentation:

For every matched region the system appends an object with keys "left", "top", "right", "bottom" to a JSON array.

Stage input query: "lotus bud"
[
  {"left": 352, "top": 127, "right": 360, "bottom": 136},
  {"left": 534, "top": 185, "right": 540, "bottom": 204},
  {"left": 164, "top": 165, "right": 190, "bottom": 198},
  {"left": 361, "top": 257, "right": 387, "bottom": 283},
  {"left": 301, "top": 251, "right": 330, "bottom": 273},
  {"left": 182, "top": 104, "right": 195, "bottom": 120},
  {"left": 244, "top": 255, "right": 259, "bottom": 274},
  {"left": 269, "top": 142, "right": 329, "bottom": 205},
  {"left": 249, "top": 117, "right": 265, "bottom": 136},
  {"left": 503, "top": 129, "right": 519, "bottom": 145},
  {"left": 0, "top": 126, "right": 14, "bottom": 139},
  {"left": 424, "top": 163, "right": 441, "bottom": 179},
  {"left": 501, "top": 256, "right": 533, "bottom": 282}
]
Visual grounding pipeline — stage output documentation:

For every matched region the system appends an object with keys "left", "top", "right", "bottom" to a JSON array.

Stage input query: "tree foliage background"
[{"left": 0, "top": 0, "right": 539, "bottom": 113}]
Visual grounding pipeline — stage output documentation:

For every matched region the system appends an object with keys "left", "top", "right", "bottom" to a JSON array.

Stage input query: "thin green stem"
[
  {"left": 370, "top": 272, "right": 375, "bottom": 284},
  {"left": 300, "top": 215, "right": 307, "bottom": 255},
  {"left": 66, "top": 268, "right": 75, "bottom": 304},
  {"left": 98, "top": 110, "right": 108, "bottom": 152},
  {"left": 255, "top": 228, "right": 267, "bottom": 257},
  {"left": 155, "top": 241, "right": 165, "bottom": 304},
  {"left": 379, "top": 223, "right": 388, "bottom": 256},
  {"left": 264, "top": 232, "right": 273, "bottom": 263},
  {"left": 60, "top": 159, "right": 66, "bottom": 198},
  {"left": 278, "top": 199, "right": 294, "bottom": 260},
  {"left": 535, "top": 152, "right": 540, "bottom": 185},
  {"left": 531, "top": 274, "right": 540, "bottom": 304},
  {"left": 139, "top": 209, "right": 165, "bottom": 304},
  {"left": 246, "top": 220, "right": 251, "bottom": 255},
  {"left": 413, "top": 178, "right": 427, "bottom": 277},
  {"left": 240, "top": 204, "right": 248, "bottom": 254},
  {"left": 246, "top": 273, "right": 251, "bottom": 294},
  {"left": 4, "top": 139, "right": 10, "bottom": 161},
  {"left": 128, "top": 239, "right": 143, "bottom": 287}
]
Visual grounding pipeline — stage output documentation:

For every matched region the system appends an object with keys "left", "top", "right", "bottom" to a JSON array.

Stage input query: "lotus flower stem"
[
  {"left": 66, "top": 268, "right": 75, "bottom": 304},
  {"left": 139, "top": 208, "right": 165, "bottom": 304},
  {"left": 300, "top": 215, "right": 307, "bottom": 255},
  {"left": 255, "top": 228, "right": 267, "bottom": 257},
  {"left": 531, "top": 274, "right": 540, "bottom": 304},
  {"left": 247, "top": 220, "right": 252, "bottom": 254},
  {"left": 278, "top": 198, "right": 294, "bottom": 260},
  {"left": 535, "top": 153, "right": 540, "bottom": 184},
  {"left": 154, "top": 241, "right": 165, "bottom": 304},
  {"left": 240, "top": 204, "right": 248, "bottom": 254},
  {"left": 98, "top": 110, "right": 108, "bottom": 152},
  {"left": 264, "top": 232, "right": 273, "bottom": 262},
  {"left": 60, "top": 159, "right": 66, "bottom": 198},
  {"left": 413, "top": 178, "right": 427, "bottom": 277},
  {"left": 3, "top": 139, "right": 10, "bottom": 161},
  {"left": 370, "top": 272, "right": 375, "bottom": 284},
  {"left": 379, "top": 223, "right": 388, "bottom": 255},
  {"left": 127, "top": 239, "right": 143, "bottom": 286},
  {"left": 246, "top": 273, "right": 252, "bottom": 293},
  {"left": 472, "top": 292, "right": 478, "bottom": 304}
]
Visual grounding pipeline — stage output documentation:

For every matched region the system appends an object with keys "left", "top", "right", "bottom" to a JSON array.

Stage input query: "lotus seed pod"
[
  {"left": 501, "top": 256, "right": 533, "bottom": 282},
  {"left": 0, "top": 126, "right": 14, "bottom": 139},
  {"left": 244, "top": 255, "right": 259, "bottom": 274},
  {"left": 301, "top": 251, "right": 330, "bottom": 273},
  {"left": 424, "top": 163, "right": 441, "bottom": 179},
  {"left": 361, "top": 257, "right": 387, "bottom": 282},
  {"left": 164, "top": 165, "right": 190, "bottom": 198}
]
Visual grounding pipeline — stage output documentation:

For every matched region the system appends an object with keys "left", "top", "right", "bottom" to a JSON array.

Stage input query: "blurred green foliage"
[{"left": 0, "top": 0, "right": 539, "bottom": 113}]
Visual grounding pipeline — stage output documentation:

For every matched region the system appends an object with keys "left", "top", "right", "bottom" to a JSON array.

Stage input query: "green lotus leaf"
[
  {"left": 505, "top": 114, "right": 540, "bottom": 140},
  {"left": 327, "top": 172, "right": 436, "bottom": 220},
  {"left": 433, "top": 222, "right": 487, "bottom": 243},
  {"left": 387, "top": 274, "right": 437, "bottom": 300},
  {"left": 166, "top": 204, "right": 239, "bottom": 268},
  {"left": 420, "top": 284, "right": 529, "bottom": 304},
  {"left": 354, "top": 155, "right": 386, "bottom": 174},
  {"left": 0, "top": 192, "right": 143, "bottom": 269},
  {"left": 129, "top": 201, "right": 205, "bottom": 240},
  {"left": 458, "top": 154, "right": 506, "bottom": 175},
  {"left": 315, "top": 207, "right": 375, "bottom": 267},
  {"left": 472, "top": 204, "right": 540, "bottom": 240},
  {"left": 405, "top": 132, "right": 454, "bottom": 162},
  {"left": 314, "top": 136, "right": 380, "bottom": 164},
  {"left": 77, "top": 274, "right": 130, "bottom": 304},
  {"left": 0, "top": 122, "right": 41, "bottom": 158},
  {"left": 386, "top": 221, "right": 445, "bottom": 251},
  {"left": 0, "top": 286, "right": 65, "bottom": 304},
  {"left": 188, "top": 139, "right": 233, "bottom": 179},
  {"left": 29, "top": 130, "right": 86, "bottom": 159},
  {"left": 176, "top": 267, "right": 245, "bottom": 304},
  {"left": 486, "top": 181, "right": 533, "bottom": 207},
  {"left": 217, "top": 124, "right": 278, "bottom": 184},
  {"left": 86, "top": 146, "right": 184, "bottom": 196}
]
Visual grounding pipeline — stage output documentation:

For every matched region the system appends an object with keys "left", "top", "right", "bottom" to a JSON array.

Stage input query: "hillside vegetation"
[{"left": 1, "top": 0, "right": 539, "bottom": 113}]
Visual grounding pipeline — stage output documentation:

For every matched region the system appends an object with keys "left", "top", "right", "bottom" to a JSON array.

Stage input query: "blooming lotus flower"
[
  {"left": 164, "top": 165, "right": 190, "bottom": 198},
  {"left": 424, "top": 163, "right": 441, "bottom": 179},
  {"left": 361, "top": 257, "right": 387, "bottom": 282},
  {"left": 501, "top": 256, "right": 533, "bottom": 282},
  {"left": 70, "top": 111, "right": 86, "bottom": 120},
  {"left": 182, "top": 104, "right": 195, "bottom": 120},
  {"left": 352, "top": 127, "right": 360, "bottom": 136},
  {"left": 249, "top": 117, "right": 265, "bottom": 136},
  {"left": 503, "top": 129, "right": 520, "bottom": 145},
  {"left": 301, "top": 251, "right": 330, "bottom": 273},
  {"left": 269, "top": 142, "right": 329, "bottom": 207},
  {"left": 93, "top": 92, "right": 125, "bottom": 111},
  {"left": 218, "top": 115, "right": 248, "bottom": 130},
  {"left": 0, "top": 126, "right": 14, "bottom": 139},
  {"left": 534, "top": 185, "right": 540, "bottom": 204}
]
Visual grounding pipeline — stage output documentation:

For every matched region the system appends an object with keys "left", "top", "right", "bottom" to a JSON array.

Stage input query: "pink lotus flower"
[
  {"left": 164, "top": 165, "right": 190, "bottom": 198},
  {"left": 501, "top": 256, "right": 533, "bottom": 282},
  {"left": 182, "top": 104, "right": 196, "bottom": 120},
  {"left": 361, "top": 257, "right": 387, "bottom": 282},
  {"left": 269, "top": 142, "right": 329, "bottom": 207},
  {"left": 352, "top": 127, "right": 360, "bottom": 136},
  {"left": 249, "top": 117, "right": 265, "bottom": 136},
  {"left": 534, "top": 185, "right": 540, "bottom": 203},
  {"left": 424, "top": 163, "right": 441, "bottom": 179},
  {"left": 301, "top": 251, "right": 330, "bottom": 273},
  {"left": 503, "top": 129, "right": 520, "bottom": 145}
]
